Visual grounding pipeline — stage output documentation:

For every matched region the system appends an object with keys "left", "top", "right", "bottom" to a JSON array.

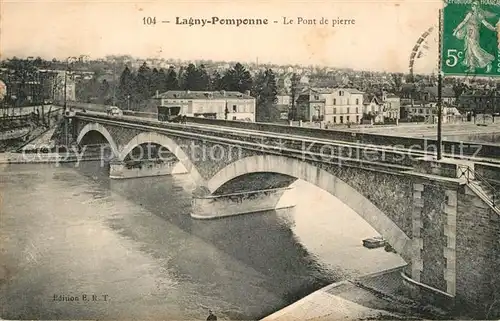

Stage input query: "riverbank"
[{"left": 261, "top": 266, "right": 451, "bottom": 321}]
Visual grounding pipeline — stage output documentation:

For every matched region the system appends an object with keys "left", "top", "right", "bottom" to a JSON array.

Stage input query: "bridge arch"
[
  {"left": 119, "top": 132, "right": 204, "bottom": 186},
  {"left": 207, "top": 154, "right": 412, "bottom": 262},
  {"left": 76, "top": 122, "right": 119, "bottom": 158}
]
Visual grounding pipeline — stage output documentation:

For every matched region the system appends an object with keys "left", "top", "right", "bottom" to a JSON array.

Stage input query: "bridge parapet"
[{"left": 185, "top": 116, "right": 500, "bottom": 159}]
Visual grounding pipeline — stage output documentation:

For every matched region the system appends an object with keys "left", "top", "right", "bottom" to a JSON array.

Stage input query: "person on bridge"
[{"left": 206, "top": 309, "right": 217, "bottom": 320}]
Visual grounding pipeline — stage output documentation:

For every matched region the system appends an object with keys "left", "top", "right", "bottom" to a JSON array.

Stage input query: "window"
[
  {"left": 314, "top": 95, "right": 320, "bottom": 101},
  {"left": 347, "top": 107, "right": 350, "bottom": 114},
  {"left": 355, "top": 107, "right": 358, "bottom": 113},
  {"left": 339, "top": 91, "right": 344, "bottom": 96},
  {"left": 233, "top": 105, "right": 237, "bottom": 112},
  {"left": 233, "top": 116, "right": 237, "bottom": 120},
  {"left": 347, "top": 116, "right": 350, "bottom": 122},
  {"left": 333, "top": 116, "right": 337, "bottom": 123},
  {"left": 419, "top": 109, "right": 423, "bottom": 114},
  {"left": 333, "top": 98, "right": 337, "bottom": 105},
  {"left": 356, "top": 115, "right": 359, "bottom": 123},
  {"left": 340, "top": 116, "right": 344, "bottom": 123},
  {"left": 356, "top": 98, "right": 359, "bottom": 105}
]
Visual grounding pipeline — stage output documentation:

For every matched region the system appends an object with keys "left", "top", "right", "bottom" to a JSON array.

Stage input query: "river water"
[{"left": 0, "top": 161, "right": 405, "bottom": 320}]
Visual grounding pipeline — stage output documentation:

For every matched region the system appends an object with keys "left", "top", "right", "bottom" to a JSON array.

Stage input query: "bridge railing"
[
  {"left": 75, "top": 112, "right": 428, "bottom": 173},
  {"left": 458, "top": 165, "right": 499, "bottom": 208},
  {"left": 184, "top": 116, "right": 500, "bottom": 160}
]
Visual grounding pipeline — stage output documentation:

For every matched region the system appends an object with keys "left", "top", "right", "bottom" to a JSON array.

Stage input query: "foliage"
[
  {"left": 210, "top": 71, "right": 223, "bottom": 91},
  {"left": 289, "top": 73, "right": 301, "bottom": 120},
  {"left": 253, "top": 69, "right": 278, "bottom": 122},
  {"left": 181, "top": 64, "right": 210, "bottom": 91},
  {"left": 117, "top": 66, "right": 136, "bottom": 108},
  {"left": 221, "top": 63, "right": 253, "bottom": 93},
  {"left": 390, "top": 73, "right": 404, "bottom": 94},
  {"left": 165, "top": 66, "right": 179, "bottom": 91},
  {"left": 452, "top": 83, "right": 467, "bottom": 99}
]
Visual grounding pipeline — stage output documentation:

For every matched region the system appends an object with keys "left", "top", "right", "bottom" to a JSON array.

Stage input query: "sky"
[{"left": 1, "top": 0, "right": 443, "bottom": 73}]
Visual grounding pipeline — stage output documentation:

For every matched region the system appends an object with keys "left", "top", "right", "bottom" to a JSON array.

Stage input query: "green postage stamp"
[{"left": 442, "top": 0, "right": 500, "bottom": 76}]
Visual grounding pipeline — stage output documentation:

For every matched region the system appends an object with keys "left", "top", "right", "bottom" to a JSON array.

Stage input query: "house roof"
[
  {"left": 155, "top": 90, "right": 253, "bottom": 100},
  {"left": 303, "top": 87, "right": 365, "bottom": 95},
  {"left": 423, "top": 86, "right": 455, "bottom": 98},
  {"left": 308, "top": 87, "right": 333, "bottom": 94},
  {"left": 362, "top": 93, "right": 383, "bottom": 105},
  {"left": 342, "top": 88, "right": 364, "bottom": 94}
]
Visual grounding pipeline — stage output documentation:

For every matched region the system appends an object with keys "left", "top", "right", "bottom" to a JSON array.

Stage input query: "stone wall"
[
  {"left": 191, "top": 187, "right": 295, "bottom": 219},
  {"left": 455, "top": 185, "right": 500, "bottom": 317},
  {"left": 420, "top": 184, "right": 447, "bottom": 293}
]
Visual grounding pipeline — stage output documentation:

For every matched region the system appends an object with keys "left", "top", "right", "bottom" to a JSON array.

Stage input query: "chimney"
[
  {"left": 244, "top": 90, "right": 250, "bottom": 96},
  {"left": 186, "top": 90, "right": 191, "bottom": 94},
  {"left": 220, "top": 90, "right": 226, "bottom": 96},
  {"left": 155, "top": 90, "right": 159, "bottom": 98}
]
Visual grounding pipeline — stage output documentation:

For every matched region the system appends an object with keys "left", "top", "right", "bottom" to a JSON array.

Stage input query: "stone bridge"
[{"left": 67, "top": 113, "right": 500, "bottom": 318}]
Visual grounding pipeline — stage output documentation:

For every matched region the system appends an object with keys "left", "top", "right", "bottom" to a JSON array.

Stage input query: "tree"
[
  {"left": 177, "top": 66, "right": 186, "bottom": 89},
  {"left": 150, "top": 68, "right": 160, "bottom": 96},
  {"left": 222, "top": 63, "right": 253, "bottom": 93},
  {"left": 117, "top": 66, "right": 136, "bottom": 109},
  {"left": 98, "top": 79, "right": 110, "bottom": 104},
  {"left": 3, "top": 57, "right": 38, "bottom": 107},
  {"left": 452, "top": 82, "right": 467, "bottom": 99},
  {"left": 136, "top": 62, "right": 151, "bottom": 103},
  {"left": 197, "top": 65, "right": 210, "bottom": 91},
  {"left": 253, "top": 69, "right": 278, "bottom": 122},
  {"left": 165, "top": 66, "right": 179, "bottom": 90},
  {"left": 289, "top": 73, "right": 300, "bottom": 120},
  {"left": 157, "top": 68, "right": 168, "bottom": 93},
  {"left": 390, "top": 73, "right": 403, "bottom": 94},
  {"left": 182, "top": 63, "right": 209, "bottom": 91},
  {"left": 210, "top": 71, "right": 223, "bottom": 91}
]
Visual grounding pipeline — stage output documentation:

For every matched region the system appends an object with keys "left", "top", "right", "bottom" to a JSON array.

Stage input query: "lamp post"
[
  {"left": 63, "top": 57, "right": 76, "bottom": 113},
  {"left": 63, "top": 57, "right": 76, "bottom": 147},
  {"left": 490, "top": 89, "right": 496, "bottom": 123}
]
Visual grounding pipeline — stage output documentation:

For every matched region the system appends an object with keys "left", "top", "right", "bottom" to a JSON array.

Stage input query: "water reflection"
[{"left": 0, "top": 161, "right": 405, "bottom": 320}]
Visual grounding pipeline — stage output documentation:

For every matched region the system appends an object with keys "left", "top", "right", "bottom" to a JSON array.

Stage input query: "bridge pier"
[
  {"left": 190, "top": 187, "right": 296, "bottom": 219},
  {"left": 109, "top": 158, "right": 188, "bottom": 179}
]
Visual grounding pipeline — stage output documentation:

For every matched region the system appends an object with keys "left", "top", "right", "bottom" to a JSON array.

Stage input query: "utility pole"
[
  {"left": 437, "top": 8, "right": 443, "bottom": 160},
  {"left": 64, "top": 68, "right": 68, "bottom": 113},
  {"left": 112, "top": 62, "right": 117, "bottom": 106}
]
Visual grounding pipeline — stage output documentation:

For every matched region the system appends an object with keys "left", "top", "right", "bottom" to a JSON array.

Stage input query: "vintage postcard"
[{"left": 1, "top": 0, "right": 500, "bottom": 320}]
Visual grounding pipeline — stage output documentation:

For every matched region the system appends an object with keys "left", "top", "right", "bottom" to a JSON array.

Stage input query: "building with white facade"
[
  {"left": 384, "top": 93, "right": 401, "bottom": 120},
  {"left": 362, "top": 92, "right": 401, "bottom": 123},
  {"left": 151, "top": 90, "right": 255, "bottom": 121},
  {"left": 276, "top": 93, "right": 292, "bottom": 120},
  {"left": 403, "top": 102, "right": 461, "bottom": 123},
  {"left": 296, "top": 87, "right": 364, "bottom": 124}
]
